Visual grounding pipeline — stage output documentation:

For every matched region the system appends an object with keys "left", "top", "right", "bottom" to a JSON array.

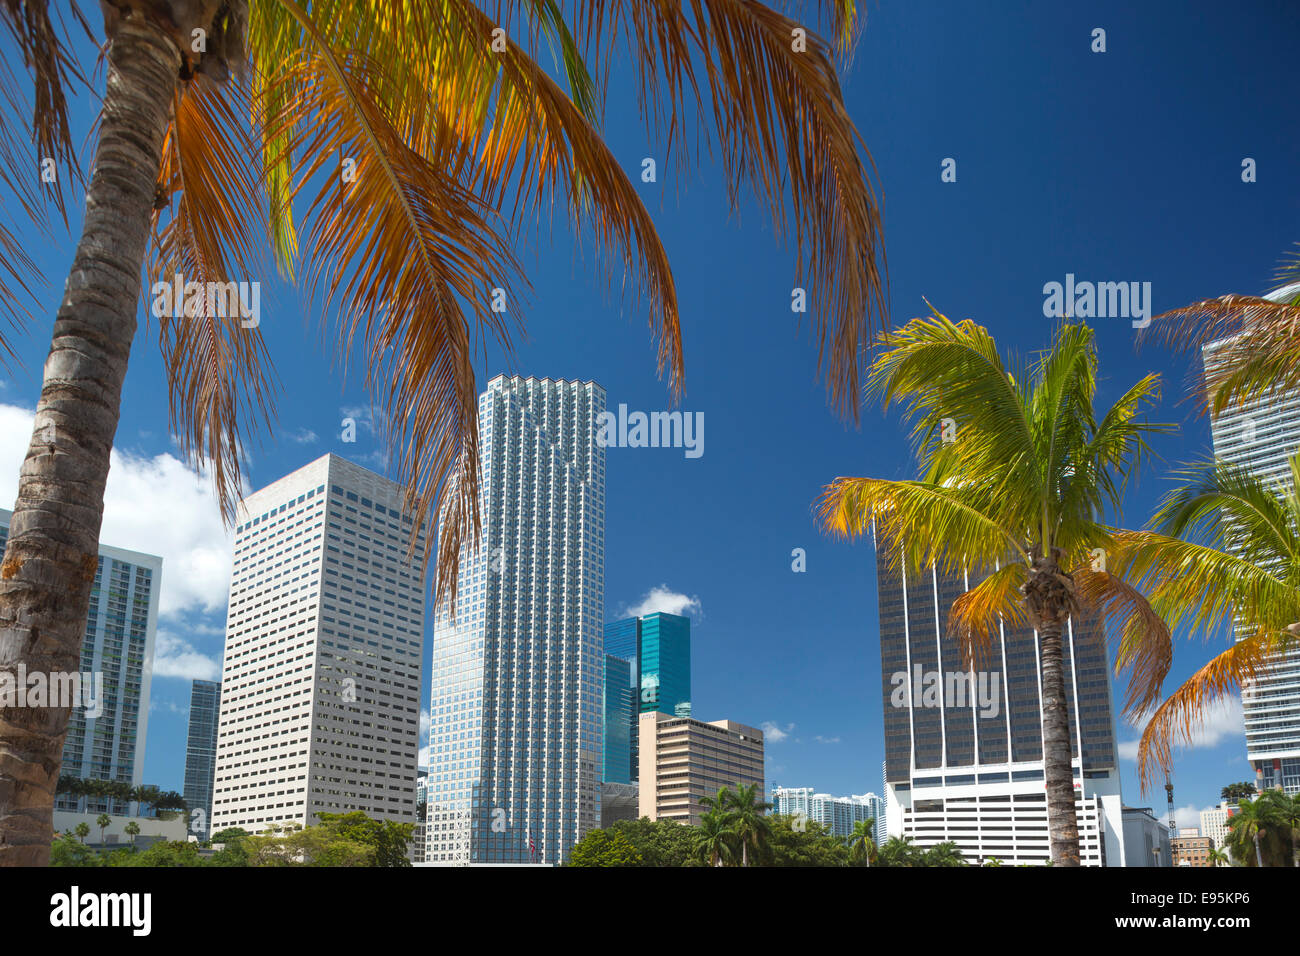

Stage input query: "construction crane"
[{"left": 1165, "top": 774, "right": 1176, "bottom": 837}]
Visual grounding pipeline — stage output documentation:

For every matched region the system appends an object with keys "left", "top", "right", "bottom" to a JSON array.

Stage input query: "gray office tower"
[
  {"left": 183, "top": 679, "right": 221, "bottom": 839},
  {"left": 875, "top": 533, "right": 1126, "bottom": 865}
]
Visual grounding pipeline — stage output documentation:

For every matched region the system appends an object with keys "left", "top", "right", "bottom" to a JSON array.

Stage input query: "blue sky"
[{"left": 1, "top": 1, "right": 1298, "bottom": 826}]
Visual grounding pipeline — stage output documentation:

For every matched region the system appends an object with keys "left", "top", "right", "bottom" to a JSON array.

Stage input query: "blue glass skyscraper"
[
  {"left": 603, "top": 655, "right": 635, "bottom": 784},
  {"left": 602, "top": 611, "right": 691, "bottom": 786}
]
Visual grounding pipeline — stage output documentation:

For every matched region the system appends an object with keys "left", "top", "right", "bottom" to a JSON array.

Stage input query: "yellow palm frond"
[
  {"left": 575, "top": 0, "right": 887, "bottom": 417},
  {"left": 816, "top": 475, "right": 1027, "bottom": 579},
  {"left": 1111, "top": 529, "right": 1298, "bottom": 644},
  {"left": 270, "top": 6, "right": 525, "bottom": 610},
  {"left": 1073, "top": 565, "right": 1173, "bottom": 717},
  {"left": 1134, "top": 628, "right": 1293, "bottom": 793},
  {"left": 1147, "top": 294, "right": 1300, "bottom": 415},
  {"left": 948, "top": 562, "right": 1028, "bottom": 671},
  {"left": 150, "top": 76, "right": 279, "bottom": 523},
  {"left": 432, "top": 0, "right": 683, "bottom": 393}
]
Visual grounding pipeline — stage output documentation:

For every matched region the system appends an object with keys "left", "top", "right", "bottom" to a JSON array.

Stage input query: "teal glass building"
[
  {"left": 603, "top": 655, "right": 635, "bottom": 784},
  {"left": 602, "top": 611, "right": 691, "bottom": 784}
]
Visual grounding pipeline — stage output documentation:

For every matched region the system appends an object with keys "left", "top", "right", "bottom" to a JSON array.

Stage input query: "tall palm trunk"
[
  {"left": 1038, "top": 619, "right": 1081, "bottom": 865},
  {"left": 1024, "top": 552, "right": 1082, "bottom": 867},
  {"left": 0, "top": 18, "right": 179, "bottom": 867}
]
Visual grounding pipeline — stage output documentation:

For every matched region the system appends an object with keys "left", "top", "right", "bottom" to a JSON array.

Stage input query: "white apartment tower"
[
  {"left": 425, "top": 375, "right": 605, "bottom": 865},
  {"left": 209, "top": 454, "right": 427, "bottom": 833},
  {"left": 1204, "top": 281, "right": 1300, "bottom": 796}
]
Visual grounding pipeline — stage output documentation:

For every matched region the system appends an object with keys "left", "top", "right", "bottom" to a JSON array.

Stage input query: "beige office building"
[
  {"left": 638, "top": 713, "right": 765, "bottom": 823},
  {"left": 210, "top": 454, "right": 426, "bottom": 834}
]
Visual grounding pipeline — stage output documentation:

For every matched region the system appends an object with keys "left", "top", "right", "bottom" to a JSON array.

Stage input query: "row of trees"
[
  {"left": 50, "top": 811, "right": 414, "bottom": 867},
  {"left": 567, "top": 784, "right": 973, "bottom": 867},
  {"left": 817, "top": 268, "right": 1300, "bottom": 865},
  {"left": 55, "top": 777, "right": 188, "bottom": 815}
]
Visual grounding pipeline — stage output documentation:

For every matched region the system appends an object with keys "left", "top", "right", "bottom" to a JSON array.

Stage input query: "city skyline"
[{"left": 1, "top": 2, "right": 1294, "bottom": 838}]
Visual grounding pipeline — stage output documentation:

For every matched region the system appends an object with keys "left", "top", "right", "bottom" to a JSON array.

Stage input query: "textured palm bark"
[
  {"left": 1023, "top": 546, "right": 1083, "bottom": 867},
  {"left": 1037, "top": 618, "right": 1081, "bottom": 866},
  {"left": 0, "top": 18, "right": 178, "bottom": 866}
]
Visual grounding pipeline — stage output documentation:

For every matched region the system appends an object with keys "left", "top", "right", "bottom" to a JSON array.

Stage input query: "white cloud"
[
  {"left": 1174, "top": 803, "right": 1210, "bottom": 829},
  {"left": 762, "top": 721, "right": 794, "bottom": 743},
  {"left": 148, "top": 698, "right": 189, "bottom": 716},
  {"left": 1117, "top": 696, "right": 1244, "bottom": 763},
  {"left": 287, "top": 428, "right": 318, "bottom": 444},
  {"left": 622, "top": 585, "right": 702, "bottom": 619},
  {"left": 0, "top": 403, "right": 234, "bottom": 618},
  {"left": 151, "top": 629, "right": 221, "bottom": 681},
  {"left": 813, "top": 735, "right": 841, "bottom": 744}
]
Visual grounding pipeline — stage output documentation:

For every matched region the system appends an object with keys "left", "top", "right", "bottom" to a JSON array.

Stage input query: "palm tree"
[
  {"left": 696, "top": 810, "right": 736, "bottom": 868},
  {"left": 1224, "top": 794, "right": 1289, "bottom": 868},
  {"left": 845, "top": 818, "right": 877, "bottom": 867},
  {"left": 921, "top": 841, "right": 966, "bottom": 867},
  {"left": 817, "top": 314, "right": 1170, "bottom": 866},
  {"left": 95, "top": 813, "right": 111, "bottom": 845},
  {"left": 1221, "top": 783, "right": 1258, "bottom": 804},
  {"left": 0, "top": 0, "right": 887, "bottom": 866},
  {"left": 725, "top": 783, "right": 772, "bottom": 868},
  {"left": 1148, "top": 248, "right": 1300, "bottom": 417},
  {"left": 73, "top": 822, "right": 89, "bottom": 845},
  {"left": 1206, "top": 845, "right": 1231, "bottom": 868},
  {"left": 124, "top": 820, "right": 140, "bottom": 846},
  {"left": 876, "top": 835, "right": 921, "bottom": 867},
  {"left": 1101, "top": 455, "right": 1300, "bottom": 791}
]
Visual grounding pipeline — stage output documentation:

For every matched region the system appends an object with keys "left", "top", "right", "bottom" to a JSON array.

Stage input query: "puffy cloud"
[
  {"left": 762, "top": 721, "right": 795, "bottom": 742},
  {"left": 1117, "top": 697, "right": 1244, "bottom": 762},
  {"left": 151, "top": 629, "right": 221, "bottom": 682},
  {"left": 0, "top": 403, "right": 234, "bottom": 618},
  {"left": 622, "top": 585, "right": 702, "bottom": 619}
]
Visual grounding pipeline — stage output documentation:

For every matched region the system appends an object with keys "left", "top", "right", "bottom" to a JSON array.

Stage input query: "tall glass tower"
[
  {"left": 183, "top": 679, "right": 220, "bottom": 839},
  {"left": 603, "top": 612, "right": 691, "bottom": 716},
  {"left": 603, "top": 655, "right": 635, "bottom": 784},
  {"left": 1204, "top": 281, "right": 1300, "bottom": 795},
  {"left": 426, "top": 376, "right": 606, "bottom": 864}
]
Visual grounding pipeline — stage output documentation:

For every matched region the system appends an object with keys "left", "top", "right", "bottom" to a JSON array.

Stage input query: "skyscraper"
[
  {"left": 425, "top": 375, "right": 605, "bottom": 865},
  {"left": 0, "top": 509, "right": 161, "bottom": 816},
  {"left": 603, "top": 611, "right": 691, "bottom": 783},
  {"left": 603, "top": 654, "right": 635, "bottom": 784},
  {"left": 1203, "top": 281, "right": 1300, "bottom": 795},
  {"left": 209, "top": 454, "right": 426, "bottom": 833},
  {"left": 875, "top": 531, "right": 1125, "bottom": 865},
  {"left": 606, "top": 611, "right": 691, "bottom": 716},
  {"left": 183, "top": 679, "right": 220, "bottom": 839}
]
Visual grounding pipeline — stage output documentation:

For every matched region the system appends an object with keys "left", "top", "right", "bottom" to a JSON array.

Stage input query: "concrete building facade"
[
  {"left": 209, "top": 454, "right": 426, "bottom": 834},
  {"left": 638, "top": 712, "right": 765, "bottom": 824}
]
